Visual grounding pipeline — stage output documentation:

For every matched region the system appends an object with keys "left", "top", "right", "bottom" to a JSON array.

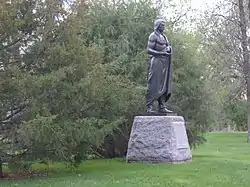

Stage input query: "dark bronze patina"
[{"left": 146, "top": 18, "right": 173, "bottom": 113}]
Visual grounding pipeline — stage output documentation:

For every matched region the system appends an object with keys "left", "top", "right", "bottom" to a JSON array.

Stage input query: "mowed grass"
[{"left": 1, "top": 132, "right": 250, "bottom": 187}]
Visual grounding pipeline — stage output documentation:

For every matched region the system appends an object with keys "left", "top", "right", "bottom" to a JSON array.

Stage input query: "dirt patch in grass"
[{"left": 0, "top": 170, "right": 49, "bottom": 180}]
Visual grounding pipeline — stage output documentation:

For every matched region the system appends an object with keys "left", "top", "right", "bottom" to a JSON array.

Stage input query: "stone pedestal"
[{"left": 126, "top": 115, "right": 192, "bottom": 163}]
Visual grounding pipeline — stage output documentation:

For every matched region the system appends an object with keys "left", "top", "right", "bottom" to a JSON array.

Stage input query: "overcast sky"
[
  {"left": 161, "top": 0, "right": 220, "bottom": 19},
  {"left": 190, "top": 0, "right": 218, "bottom": 11},
  {"left": 162, "top": 0, "right": 221, "bottom": 31}
]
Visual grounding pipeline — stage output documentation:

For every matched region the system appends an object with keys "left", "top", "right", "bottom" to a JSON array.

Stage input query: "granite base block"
[{"left": 126, "top": 115, "right": 192, "bottom": 163}]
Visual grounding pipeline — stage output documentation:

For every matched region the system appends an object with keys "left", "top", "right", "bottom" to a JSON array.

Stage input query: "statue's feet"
[
  {"left": 158, "top": 104, "right": 173, "bottom": 113},
  {"left": 147, "top": 106, "right": 157, "bottom": 113}
]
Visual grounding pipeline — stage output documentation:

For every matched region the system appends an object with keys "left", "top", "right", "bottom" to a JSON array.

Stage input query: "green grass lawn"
[{"left": 1, "top": 132, "right": 250, "bottom": 187}]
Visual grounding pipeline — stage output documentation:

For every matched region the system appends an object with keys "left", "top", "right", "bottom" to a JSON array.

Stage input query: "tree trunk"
[
  {"left": 247, "top": 84, "right": 250, "bottom": 141},
  {"left": 248, "top": 0, "right": 250, "bottom": 21},
  {"left": 238, "top": 0, "right": 250, "bottom": 141},
  {"left": 0, "top": 159, "right": 3, "bottom": 178},
  {"left": 247, "top": 0, "right": 250, "bottom": 141}
]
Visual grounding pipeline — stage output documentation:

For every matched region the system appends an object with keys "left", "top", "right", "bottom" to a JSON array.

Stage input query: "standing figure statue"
[{"left": 146, "top": 18, "right": 173, "bottom": 113}]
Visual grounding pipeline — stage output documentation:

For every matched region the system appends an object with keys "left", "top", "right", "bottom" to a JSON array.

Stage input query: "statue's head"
[{"left": 154, "top": 18, "right": 165, "bottom": 33}]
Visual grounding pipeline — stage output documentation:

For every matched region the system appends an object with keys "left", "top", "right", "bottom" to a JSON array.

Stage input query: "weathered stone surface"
[{"left": 126, "top": 115, "right": 192, "bottom": 163}]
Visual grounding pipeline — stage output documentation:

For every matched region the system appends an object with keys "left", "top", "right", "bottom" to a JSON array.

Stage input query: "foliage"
[
  {"left": 196, "top": 1, "right": 249, "bottom": 132},
  {"left": 0, "top": 0, "right": 230, "bottom": 171},
  {"left": 79, "top": 0, "right": 214, "bottom": 151},
  {"left": 227, "top": 100, "right": 247, "bottom": 131}
]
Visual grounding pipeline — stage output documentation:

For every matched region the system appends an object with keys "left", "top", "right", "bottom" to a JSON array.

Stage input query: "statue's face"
[{"left": 158, "top": 22, "right": 165, "bottom": 33}]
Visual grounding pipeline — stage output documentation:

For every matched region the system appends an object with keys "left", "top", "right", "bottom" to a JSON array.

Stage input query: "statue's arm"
[
  {"left": 165, "top": 36, "right": 172, "bottom": 53},
  {"left": 147, "top": 34, "right": 166, "bottom": 56}
]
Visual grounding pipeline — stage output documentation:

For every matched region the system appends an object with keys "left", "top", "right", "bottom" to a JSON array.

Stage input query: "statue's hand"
[
  {"left": 163, "top": 51, "right": 172, "bottom": 56},
  {"left": 166, "top": 46, "right": 172, "bottom": 52}
]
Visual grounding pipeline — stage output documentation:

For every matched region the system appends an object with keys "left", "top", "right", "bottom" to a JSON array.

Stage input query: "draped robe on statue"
[{"left": 146, "top": 25, "right": 172, "bottom": 108}]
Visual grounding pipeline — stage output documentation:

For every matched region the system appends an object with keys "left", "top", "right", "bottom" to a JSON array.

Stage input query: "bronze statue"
[{"left": 146, "top": 18, "right": 173, "bottom": 113}]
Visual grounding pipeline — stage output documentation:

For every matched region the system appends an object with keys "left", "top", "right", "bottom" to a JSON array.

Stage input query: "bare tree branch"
[
  {"left": 213, "top": 13, "right": 240, "bottom": 25},
  {"left": 170, "top": 11, "right": 188, "bottom": 26},
  {"left": 0, "top": 33, "right": 28, "bottom": 52}
]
